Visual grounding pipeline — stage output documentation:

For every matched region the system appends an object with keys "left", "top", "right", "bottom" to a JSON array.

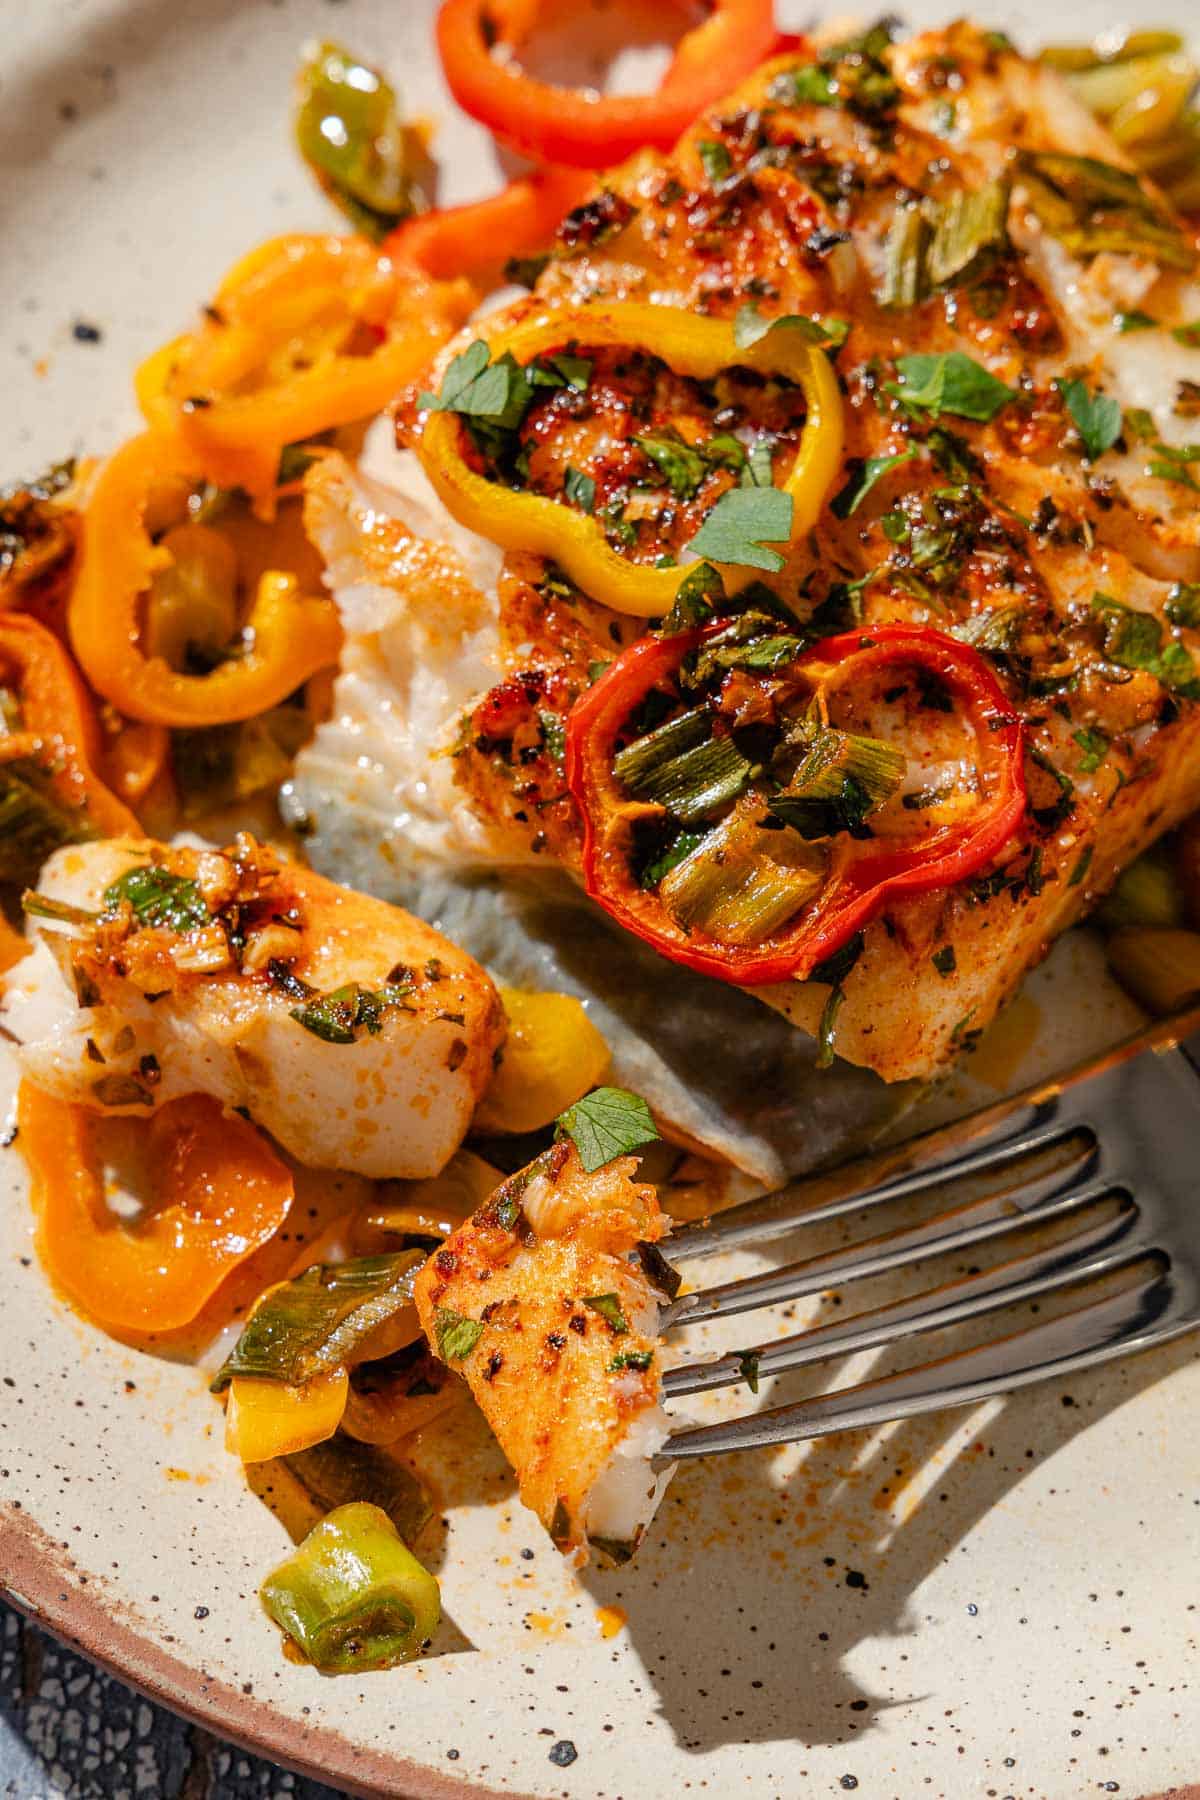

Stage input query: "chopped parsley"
[
  {"left": 1060, "top": 378, "right": 1122, "bottom": 462},
  {"left": 563, "top": 465, "right": 596, "bottom": 513},
  {"left": 434, "top": 1307, "right": 484, "bottom": 1362},
  {"left": 583, "top": 1293, "right": 630, "bottom": 1335},
  {"left": 1092, "top": 591, "right": 1200, "bottom": 699},
  {"left": 102, "top": 865, "right": 209, "bottom": 933},
  {"left": 608, "top": 1349, "right": 653, "bottom": 1373},
  {"left": 1072, "top": 726, "right": 1110, "bottom": 773},
  {"left": 1173, "top": 321, "right": 1200, "bottom": 348},
  {"left": 557, "top": 1085, "right": 659, "bottom": 1172},
  {"left": 291, "top": 980, "right": 412, "bottom": 1045},
  {"left": 686, "top": 485, "right": 794, "bottom": 572},
  {"left": 1116, "top": 310, "right": 1157, "bottom": 333},
  {"left": 886, "top": 351, "right": 1015, "bottom": 423},
  {"left": 697, "top": 140, "right": 732, "bottom": 183},
  {"left": 830, "top": 445, "right": 917, "bottom": 518},
  {"left": 732, "top": 302, "right": 849, "bottom": 352},
  {"left": 633, "top": 430, "right": 709, "bottom": 500}
]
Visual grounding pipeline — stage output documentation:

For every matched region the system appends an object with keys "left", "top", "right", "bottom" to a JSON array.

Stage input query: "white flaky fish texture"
[
  {"left": 5, "top": 839, "right": 504, "bottom": 1180},
  {"left": 413, "top": 1139, "right": 679, "bottom": 1564},
  {"left": 285, "top": 429, "right": 509, "bottom": 886}
]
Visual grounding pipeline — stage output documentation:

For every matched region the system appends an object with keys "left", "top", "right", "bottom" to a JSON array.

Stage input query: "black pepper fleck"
[
  {"left": 548, "top": 1741, "right": 577, "bottom": 1767},
  {"left": 72, "top": 320, "right": 103, "bottom": 343}
]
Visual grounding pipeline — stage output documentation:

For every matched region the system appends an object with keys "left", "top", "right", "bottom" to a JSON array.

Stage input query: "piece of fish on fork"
[{"left": 659, "top": 1006, "right": 1200, "bottom": 1460}]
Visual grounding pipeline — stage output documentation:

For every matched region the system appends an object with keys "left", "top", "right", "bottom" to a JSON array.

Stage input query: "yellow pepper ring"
[
  {"left": 418, "top": 300, "right": 845, "bottom": 619},
  {"left": 136, "top": 235, "right": 477, "bottom": 497},
  {"left": 69, "top": 432, "right": 344, "bottom": 728}
]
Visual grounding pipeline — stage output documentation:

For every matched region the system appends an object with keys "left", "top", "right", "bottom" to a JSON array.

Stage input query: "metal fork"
[{"left": 657, "top": 1004, "right": 1200, "bottom": 1461}]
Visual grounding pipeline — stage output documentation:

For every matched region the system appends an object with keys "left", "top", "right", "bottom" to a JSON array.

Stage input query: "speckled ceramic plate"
[{"left": 5, "top": 4, "right": 1200, "bottom": 1797}]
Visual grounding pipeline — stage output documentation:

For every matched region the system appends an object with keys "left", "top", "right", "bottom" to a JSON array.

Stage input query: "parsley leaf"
[
  {"left": 686, "top": 486, "right": 794, "bottom": 572},
  {"left": 557, "top": 1085, "right": 659, "bottom": 1172},
  {"left": 1166, "top": 582, "right": 1200, "bottom": 629},
  {"left": 1060, "top": 378, "right": 1122, "bottom": 462},
  {"left": 434, "top": 1307, "right": 484, "bottom": 1362},
  {"left": 608, "top": 1348, "right": 653, "bottom": 1372},
  {"left": 1116, "top": 310, "right": 1157, "bottom": 333},
  {"left": 886, "top": 351, "right": 1015, "bottom": 422},
  {"left": 633, "top": 430, "right": 708, "bottom": 500},
  {"left": 103, "top": 865, "right": 209, "bottom": 933},
  {"left": 563, "top": 465, "right": 596, "bottom": 513},
  {"left": 419, "top": 340, "right": 532, "bottom": 429},
  {"left": 1147, "top": 441, "right": 1200, "bottom": 491},
  {"left": 698, "top": 140, "right": 732, "bottom": 183},
  {"left": 1092, "top": 591, "right": 1200, "bottom": 700},
  {"left": 660, "top": 561, "right": 725, "bottom": 635},
  {"left": 732, "top": 302, "right": 849, "bottom": 352},
  {"left": 1073, "top": 726, "right": 1109, "bottom": 773},
  {"left": 291, "top": 981, "right": 412, "bottom": 1045},
  {"left": 583, "top": 1293, "right": 630, "bottom": 1334},
  {"left": 1173, "top": 321, "right": 1200, "bottom": 347},
  {"left": 830, "top": 445, "right": 917, "bottom": 518}
]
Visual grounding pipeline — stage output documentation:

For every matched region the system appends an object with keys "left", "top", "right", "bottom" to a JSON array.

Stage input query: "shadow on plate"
[{"left": 579, "top": 1243, "right": 1198, "bottom": 1759}]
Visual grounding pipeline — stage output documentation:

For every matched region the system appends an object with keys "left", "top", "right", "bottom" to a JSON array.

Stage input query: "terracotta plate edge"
[{"left": 0, "top": 1505, "right": 531, "bottom": 1800}]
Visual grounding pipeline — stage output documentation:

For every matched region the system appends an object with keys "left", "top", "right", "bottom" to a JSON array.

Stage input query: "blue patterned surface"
[{"left": 0, "top": 1601, "right": 346, "bottom": 1800}]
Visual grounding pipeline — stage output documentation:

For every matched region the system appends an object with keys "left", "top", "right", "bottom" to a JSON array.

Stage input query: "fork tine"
[
  {"left": 666, "top": 1003, "right": 1200, "bottom": 1265},
  {"left": 666, "top": 1167, "right": 1116, "bottom": 1328},
  {"left": 661, "top": 1257, "right": 1180, "bottom": 1459},
  {"left": 663, "top": 1196, "right": 1139, "bottom": 1398}
]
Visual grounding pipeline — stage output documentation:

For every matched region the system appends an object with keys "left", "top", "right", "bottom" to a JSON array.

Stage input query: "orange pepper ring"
[
  {"left": 136, "top": 235, "right": 476, "bottom": 496},
  {"left": 69, "top": 433, "right": 343, "bottom": 728},
  {"left": 18, "top": 1085, "right": 294, "bottom": 1334},
  {"left": 436, "top": 0, "right": 781, "bottom": 168}
]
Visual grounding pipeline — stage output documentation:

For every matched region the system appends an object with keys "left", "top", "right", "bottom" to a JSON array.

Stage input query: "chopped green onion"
[
  {"left": 658, "top": 806, "right": 825, "bottom": 945},
  {"left": 878, "top": 204, "right": 930, "bottom": 308},
  {"left": 613, "top": 708, "right": 754, "bottom": 826},
  {"left": 925, "top": 179, "right": 1009, "bottom": 288},
  {"left": 211, "top": 1252, "right": 424, "bottom": 1391},
  {"left": 1017, "top": 151, "right": 1191, "bottom": 270},
  {"left": 768, "top": 729, "right": 906, "bottom": 840},
  {"left": 0, "top": 762, "right": 93, "bottom": 885},
  {"left": 261, "top": 1501, "right": 439, "bottom": 1673},
  {"left": 295, "top": 42, "right": 418, "bottom": 240}
]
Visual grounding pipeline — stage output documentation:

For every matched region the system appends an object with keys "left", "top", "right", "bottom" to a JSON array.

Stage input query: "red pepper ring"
[
  {"left": 436, "top": 0, "right": 782, "bottom": 169},
  {"left": 565, "top": 622, "right": 1028, "bottom": 987}
]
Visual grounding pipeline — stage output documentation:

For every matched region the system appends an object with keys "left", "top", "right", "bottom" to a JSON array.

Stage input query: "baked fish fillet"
[
  {"left": 413, "top": 1137, "right": 676, "bottom": 1563},
  {"left": 298, "top": 20, "right": 1200, "bottom": 1084}
]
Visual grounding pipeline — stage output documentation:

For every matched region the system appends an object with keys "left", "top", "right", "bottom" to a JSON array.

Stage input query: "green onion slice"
[{"left": 260, "top": 1501, "right": 440, "bottom": 1673}]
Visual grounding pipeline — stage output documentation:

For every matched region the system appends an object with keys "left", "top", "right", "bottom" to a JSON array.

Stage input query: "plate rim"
[{"left": 0, "top": 1507, "right": 525, "bottom": 1800}]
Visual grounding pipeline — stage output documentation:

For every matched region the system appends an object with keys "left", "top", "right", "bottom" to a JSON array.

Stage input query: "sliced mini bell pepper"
[
  {"left": 565, "top": 622, "right": 1027, "bottom": 985},
  {"left": 387, "top": 165, "right": 592, "bottom": 280},
  {"left": 136, "top": 234, "right": 475, "bottom": 496},
  {"left": 0, "top": 613, "right": 137, "bottom": 839},
  {"left": 418, "top": 300, "right": 844, "bottom": 619},
  {"left": 69, "top": 433, "right": 343, "bottom": 728},
  {"left": 437, "top": 0, "right": 780, "bottom": 168},
  {"left": 18, "top": 1085, "right": 294, "bottom": 1334}
]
